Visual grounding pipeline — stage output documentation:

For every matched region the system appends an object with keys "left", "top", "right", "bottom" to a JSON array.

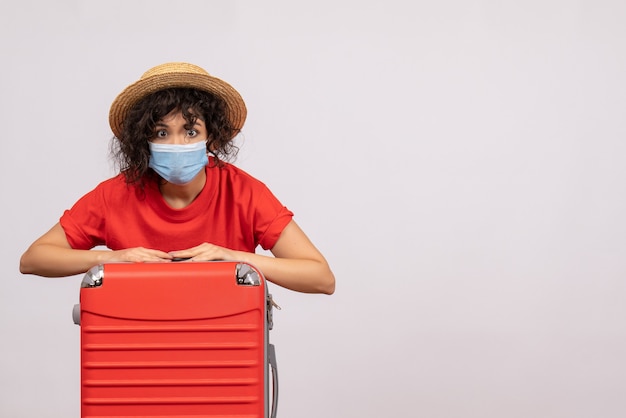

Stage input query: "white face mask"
[{"left": 148, "top": 141, "right": 208, "bottom": 184}]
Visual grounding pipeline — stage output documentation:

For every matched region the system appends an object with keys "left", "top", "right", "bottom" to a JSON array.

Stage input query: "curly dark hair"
[{"left": 110, "top": 88, "right": 240, "bottom": 186}]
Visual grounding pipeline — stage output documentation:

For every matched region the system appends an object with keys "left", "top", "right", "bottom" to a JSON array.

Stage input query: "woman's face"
[{"left": 150, "top": 110, "right": 208, "bottom": 145}]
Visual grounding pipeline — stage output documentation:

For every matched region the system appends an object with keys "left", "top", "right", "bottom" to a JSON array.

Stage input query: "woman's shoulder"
[
  {"left": 210, "top": 162, "right": 287, "bottom": 209},
  {"left": 88, "top": 173, "right": 148, "bottom": 202},
  {"left": 92, "top": 173, "right": 134, "bottom": 192},
  {"left": 213, "top": 161, "right": 269, "bottom": 189},
  {"left": 97, "top": 172, "right": 127, "bottom": 186}
]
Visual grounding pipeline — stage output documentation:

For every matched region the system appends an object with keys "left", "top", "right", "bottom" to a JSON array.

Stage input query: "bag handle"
[{"left": 269, "top": 343, "right": 279, "bottom": 418}]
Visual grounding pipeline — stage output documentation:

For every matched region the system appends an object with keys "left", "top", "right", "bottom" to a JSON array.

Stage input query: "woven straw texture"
[{"left": 109, "top": 63, "right": 246, "bottom": 139}]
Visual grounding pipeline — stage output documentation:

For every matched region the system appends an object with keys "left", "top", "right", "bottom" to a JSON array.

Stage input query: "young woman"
[{"left": 20, "top": 62, "right": 335, "bottom": 295}]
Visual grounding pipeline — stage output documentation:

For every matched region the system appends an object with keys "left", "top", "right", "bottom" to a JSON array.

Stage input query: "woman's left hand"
[{"left": 168, "top": 243, "right": 241, "bottom": 262}]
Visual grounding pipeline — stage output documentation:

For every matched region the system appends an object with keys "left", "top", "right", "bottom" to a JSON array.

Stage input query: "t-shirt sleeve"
[
  {"left": 254, "top": 185, "right": 294, "bottom": 251},
  {"left": 59, "top": 184, "right": 107, "bottom": 250}
]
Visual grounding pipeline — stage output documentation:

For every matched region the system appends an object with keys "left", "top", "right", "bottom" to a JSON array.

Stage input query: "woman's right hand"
[{"left": 105, "top": 247, "right": 173, "bottom": 263}]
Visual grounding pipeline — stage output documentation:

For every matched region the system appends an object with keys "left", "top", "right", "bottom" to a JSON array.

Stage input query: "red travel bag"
[{"left": 72, "top": 261, "right": 278, "bottom": 418}]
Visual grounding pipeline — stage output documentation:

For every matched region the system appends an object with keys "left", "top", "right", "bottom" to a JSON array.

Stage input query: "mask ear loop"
[
  {"left": 206, "top": 139, "right": 219, "bottom": 167},
  {"left": 206, "top": 137, "right": 216, "bottom": 155}
]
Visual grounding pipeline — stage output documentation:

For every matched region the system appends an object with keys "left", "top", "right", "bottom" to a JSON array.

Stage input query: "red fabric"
[{"left": 60, "top": 163, "right": 293, "bottom": 253}]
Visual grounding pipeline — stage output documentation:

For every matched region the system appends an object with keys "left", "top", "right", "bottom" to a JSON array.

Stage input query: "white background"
[{"left": 2, "top": 1, "right": 626, "bottom": 417}]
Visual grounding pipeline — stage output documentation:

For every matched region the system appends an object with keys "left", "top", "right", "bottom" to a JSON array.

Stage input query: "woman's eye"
[
  {"left": 187, "top": 129, "right": 198, "bottom": 137},
  {"left": 156, "top": 130, "right": 167, "bottom": 138}
]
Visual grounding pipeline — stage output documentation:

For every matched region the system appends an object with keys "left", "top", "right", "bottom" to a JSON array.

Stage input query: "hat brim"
[{"left": 109, "top": 70, "right": 247, "bottom": 139}]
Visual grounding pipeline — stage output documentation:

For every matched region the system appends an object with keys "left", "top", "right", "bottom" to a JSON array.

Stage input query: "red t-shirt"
[{"left": 59, "top": 163, "right": 293, "bottom": 253}]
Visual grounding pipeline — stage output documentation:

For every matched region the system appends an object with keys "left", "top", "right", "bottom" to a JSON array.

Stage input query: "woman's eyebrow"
[{"left": 154, "top": 119, "right": 204, "bottom": 128}]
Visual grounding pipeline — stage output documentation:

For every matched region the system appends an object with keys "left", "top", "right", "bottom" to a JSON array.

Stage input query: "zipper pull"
[{"left": 267, "top": 295, "right": 283, "bottom": 311}]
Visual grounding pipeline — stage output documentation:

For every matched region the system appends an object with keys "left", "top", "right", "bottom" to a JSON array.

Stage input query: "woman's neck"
[{"left": 158, "top": 169, "right": 207, "bottom": 209}]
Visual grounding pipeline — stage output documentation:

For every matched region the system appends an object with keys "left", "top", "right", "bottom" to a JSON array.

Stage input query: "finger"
[
  {"left": 129, "top": 250, "right": 172, "bottom": 263},
  {"left": 146, "top": 249, "right": 174, "bottom": 260}
]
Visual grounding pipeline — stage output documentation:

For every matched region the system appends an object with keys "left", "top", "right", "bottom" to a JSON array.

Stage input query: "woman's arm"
[
  {"left": 169, "top": 220, "right": 336, "bottom": 294},
  {"left": 22, "top": 221, "right": 336, "bottom": 294},
  {"left": 19, "top": 223, "right": 173, "bottom": 277},
  {"left": 249, "top": 220, "right": 336, "bottom": 294}
]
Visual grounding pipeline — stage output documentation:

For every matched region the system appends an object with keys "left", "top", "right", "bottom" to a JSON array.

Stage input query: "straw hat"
[{"left": 109, "top": 62, "right": 247, "bottom": 139}]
